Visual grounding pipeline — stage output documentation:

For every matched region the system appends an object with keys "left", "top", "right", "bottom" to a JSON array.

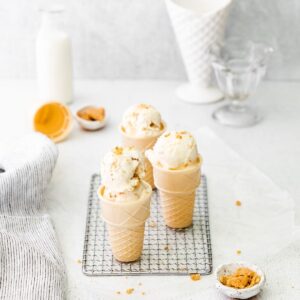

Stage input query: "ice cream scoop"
[
  {"left": 100, "top": 146, "right": 146, "bottom": 202},
  {"left": 146, "top": 131, "right": 199, "bottom": 170},
  {"left": 121, "top": 103, "right": 164, "bottom": 137}
]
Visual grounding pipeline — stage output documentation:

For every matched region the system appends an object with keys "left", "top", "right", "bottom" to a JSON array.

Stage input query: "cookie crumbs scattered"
[
  {"left": 126, "top": 288, "right": 134, "bottom": 295},
  {"left": 116, "top": 291, "right": 121, "bottom": 295},
  {"left": 190, "top": 273, "right": 201, "bottom": 281},
  {"left": 164, "top": 245, "right": 170, "bottom": 251},
  {"left": 235, "top": 200, "right": 242, "bottom": 206},
  {"left": 236, "top": 249, "right": 242, "bottom": 255},
  {"left": 76, "top": 259, "right": 82, "bottom": 264},
  {"left": 141, "top": 292, "right": 146, "bottom": 295}
]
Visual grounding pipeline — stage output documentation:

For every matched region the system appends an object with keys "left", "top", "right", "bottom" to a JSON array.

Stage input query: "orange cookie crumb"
[
  {"left": 113, "top": 146, "right": 123, "bottom": 155},
  {"left": 235, "top": 200, "right": 242, "bottom": 206},
  {"left": 126, "top": 288, "right": 134, "bottom": 295},
  {"left": 236, "top": 250, "right": 242, "bottom": 255},
  {"left": 164, "top": 245, "right": 170, "bottom": 251},
  {"left": 190, "top": 273, "right": 201, "bottom": 281},
  {"left": 219, "top": 267, "right": 261, "bottom": 289}
]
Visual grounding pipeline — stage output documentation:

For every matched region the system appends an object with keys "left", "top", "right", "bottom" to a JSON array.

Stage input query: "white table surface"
[{"left": 0, "top": 79, "right": 299, "bottom": 299}]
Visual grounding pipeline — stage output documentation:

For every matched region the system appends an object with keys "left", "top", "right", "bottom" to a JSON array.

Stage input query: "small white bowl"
[
  {"left": 75, "top": 105, "right": 107, "bottom": 131},
  {"left": 215, "top": 261, "right": 266, "bottom": 299}
]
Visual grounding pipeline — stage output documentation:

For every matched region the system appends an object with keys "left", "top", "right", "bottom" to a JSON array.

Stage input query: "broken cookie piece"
[{"left": 77, "top": 106, "right": 105, "bottom": 121}]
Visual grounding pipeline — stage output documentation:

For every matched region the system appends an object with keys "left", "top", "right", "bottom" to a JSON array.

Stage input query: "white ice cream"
[
  {"left": 121, "top": 103, "right": 164, "bottom": 137},
  {"left": 146, "top": 131, "right": 199, "bottom": 170},
  {"left": 100, "top": 146, "right": 148, "bottom": 201}
]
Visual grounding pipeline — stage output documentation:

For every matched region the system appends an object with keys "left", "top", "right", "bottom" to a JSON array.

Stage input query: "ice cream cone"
[
  {"left": 152, "top": 159, "right": 202, "bottom": 228},
  {"left": 98, "top": 183, "right": 152, "bottom": 262},
  {"left": 119, "top": 123, "right": 166, "bottom": 188}
]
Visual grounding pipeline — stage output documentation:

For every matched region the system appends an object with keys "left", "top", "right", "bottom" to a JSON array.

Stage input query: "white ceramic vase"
[{"left": 166, "top": 0, "right": 232, "bottom": 104}]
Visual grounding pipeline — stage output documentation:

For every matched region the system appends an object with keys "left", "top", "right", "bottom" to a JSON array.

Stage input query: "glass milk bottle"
[{"left": 36, "top": 7, "right": 73, "bottom": 104}]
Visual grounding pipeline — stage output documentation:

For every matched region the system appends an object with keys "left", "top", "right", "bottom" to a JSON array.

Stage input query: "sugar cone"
[
  {"left": 152, "top": 159, "right": 202, "bottom": 228},
  {"left": 98, "top": 182, "right": 152, "bottom": 262},
  {"left": 119, "top": 123, "right": 166, "bottom": 188}
]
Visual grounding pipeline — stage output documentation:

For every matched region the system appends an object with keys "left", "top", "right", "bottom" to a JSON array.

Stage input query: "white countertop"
[{"left": 0, "top": 80, "right": 299, "bottom": 299}]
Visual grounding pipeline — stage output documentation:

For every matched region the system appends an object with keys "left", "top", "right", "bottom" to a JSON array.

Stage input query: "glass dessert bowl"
[{"left": 210, "top": 40, "right": 273, "bottom": 127}]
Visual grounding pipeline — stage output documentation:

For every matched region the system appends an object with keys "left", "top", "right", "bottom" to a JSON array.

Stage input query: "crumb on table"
[
  {"left": 164, "top": 245, "right": 170, "bottom": 251},
  {"left": 236, "top": 250, "right": 241, "bottom": 255},
  {"left": 76, "top": 259, "right": 82, "bottom": 264},
  {"left": 190, "top": 273, "right": 201, "bottom": 281},
  {"left": 235, "top": 200, "right": 242, "bottom": 206},
  {"left": 141, "top": 292, "right": 146, "bottom": 295},
  {"left": 116, "top": 291, "right": 121, "bottom": 295},
  {"left": 126, "top": 288, "right": 134, "bottom": 295}
]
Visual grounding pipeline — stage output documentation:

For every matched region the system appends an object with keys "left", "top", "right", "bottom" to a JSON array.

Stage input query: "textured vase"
[{"left": 166, "top": 0, "right": 232, "bottom": 104}]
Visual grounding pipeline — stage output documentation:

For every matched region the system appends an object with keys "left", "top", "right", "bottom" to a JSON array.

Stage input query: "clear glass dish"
[{"left": 210, "top": 40, "right": 273, "bottom": 127}]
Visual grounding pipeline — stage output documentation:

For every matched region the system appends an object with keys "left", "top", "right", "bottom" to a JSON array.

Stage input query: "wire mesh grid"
[{"left": 82, "top": 174, "right": 212, "bottom": 276}]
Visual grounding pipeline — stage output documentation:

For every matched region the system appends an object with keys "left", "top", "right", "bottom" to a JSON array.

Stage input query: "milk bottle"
[{"left": 36, "top": 7, "right": 73, "bottom": 104}]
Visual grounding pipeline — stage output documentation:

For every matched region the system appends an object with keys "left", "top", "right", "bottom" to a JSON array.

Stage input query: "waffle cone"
[
  {"left": 119, "top": 123, "right": 166, "bottom": 188},
  {"left": 98, "top": 182, "right": 152, "bottom": 262},
  {"left": 153, "top": 159, "right": 201, "bottom": 229},
  {"left": 106, "top": 224, "right": 145, "bottom": 262}
]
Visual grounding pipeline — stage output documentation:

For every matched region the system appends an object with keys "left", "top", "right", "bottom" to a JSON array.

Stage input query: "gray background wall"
[{"left": 0, "top": 0, "right": 299, "bottom": 80}]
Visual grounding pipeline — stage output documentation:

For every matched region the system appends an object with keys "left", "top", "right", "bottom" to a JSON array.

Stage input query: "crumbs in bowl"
[
  {"left": 77, "top": 106, "right": 105, "bottom": 121},
  {"left": 219, "top": 267, "right": 261, "bottom": 289}
]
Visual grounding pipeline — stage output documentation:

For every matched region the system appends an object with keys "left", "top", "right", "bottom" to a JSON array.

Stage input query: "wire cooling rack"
[{"left": 82, "top": 174, "right": 212, "bottom": 276}]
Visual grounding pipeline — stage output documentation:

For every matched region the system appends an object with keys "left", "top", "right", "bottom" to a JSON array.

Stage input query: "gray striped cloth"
[{"left": 0, "top": 133, "right": 66, "bottom": 299}]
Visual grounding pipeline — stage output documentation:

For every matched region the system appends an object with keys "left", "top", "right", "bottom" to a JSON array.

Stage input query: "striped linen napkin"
[{"left": 0, "top": 133, "right": 66, "bottom": 299}]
